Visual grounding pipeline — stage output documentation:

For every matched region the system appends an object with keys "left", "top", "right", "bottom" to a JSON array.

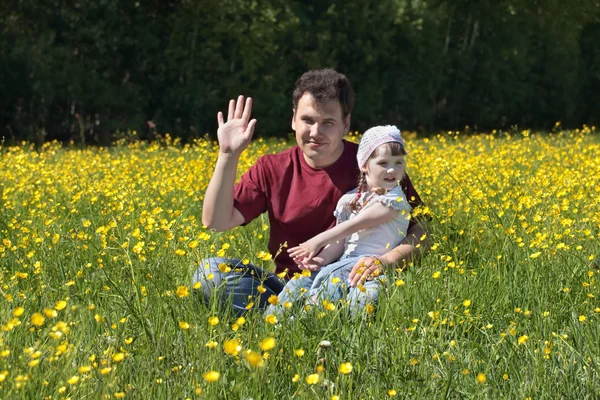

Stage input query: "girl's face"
[{"left": 362, "top": 144, "right": 405, "bottom": 191}]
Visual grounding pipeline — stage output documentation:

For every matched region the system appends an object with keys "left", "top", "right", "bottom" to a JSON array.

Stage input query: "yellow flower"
[
  {"left": 257, "top": 285, "right": 267, "bottom": 294},
  {"left": 265, "top": 314, "right": 278, "bottom": 325},
  {"left": 387, "top": 389, "right": 397, "bottom": 397},
  {"left": 100, "top": 367, "right": 112, "bottom": 375},
  {"left": 124, "top": 337, "right": 134, "bottom": 344},
  {"left": 203, "top": 371, "right": 220, "bottom": 382},
  {"left": 207, "top": 316, "right": 220, "bottom": 326},
  {"left": 578, "top": 315, "right": 586, "bottom": 322},
  {"left": 175, "top": 286, "right": 189, "bottom": 298},
  {"left": 179, "top": 321, "right": 190, "bottom": 330},
  {"left": 267, "top": 295, "right": 279, "bottom": 305},
  {"left": 44, "top": 308, "right": 58, "bottom": 318},
  {"left": 112, "top": 352, "right": 125, "bottom": 362},
  {"left": 0, "top": 371, "right": 7, "bottom": 383},
  {"left": 205, "top": 341, "right": 218, "bottom": 349},
  {"left": 260, "top": 337, "right": 276, "bottom": 351},
  {"left": 54, "top": 300, "right": 68, "bottom": 310},
  {"left": 31, "top": 312, "right": 45, "bottom": 326},
  {"left": 114, "top": 392, "right": 126, "bottom": 399},
  {"left": 476, "top": 373, "right": 486, "bottom": 383},
  {"left": 245, "top": 351, "right": 264, "bottom": 368},
  {"left": 175, "top": 249, "right": 186, "bottom": 256},
  {"left": 305, "top": 374, "right": 320, "bottom": 385},
  {"left": 292, "top": 374, "right": 300, "bottom": 382},
  {"left": 78, "top": 366, "right": 92, "bottom": 373},
  {"left": 463, "top": 299, "right": 471, "bottom": 307},
  {"left": 517, "top": 335, "right": 529, "bottom": 345},
  {"left": 432, "top": 271, "right": 441, "bottom": 279},
  {"left": 295, "top": 349, "right": 305, "bottom": 357},
  {"left": 339, "top": 362, "right": 353, "bottom": 374},
  {"left": 394, "top": 279, "right": 405, "bottom": 286},
  {"left": 529, "top": 252, "right": 541, "bottom": 259},
  {"left": 223, "top": 339, "right": 242, "bottom": 356},
  {"left": 13, "top": 307, "right": 25, "bottom": 317},
  {"left": 67, "top": 375, "right": 79, "bottom": 385}
]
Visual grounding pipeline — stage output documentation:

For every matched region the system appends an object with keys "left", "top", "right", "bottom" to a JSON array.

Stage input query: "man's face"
[{"left": 292, "top": 92, "right": 350, "bottom": 168}]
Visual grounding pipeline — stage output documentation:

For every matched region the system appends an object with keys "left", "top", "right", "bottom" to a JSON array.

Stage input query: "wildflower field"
[{"left": 1, "top": 127, "right": 599, "bottom": 399}]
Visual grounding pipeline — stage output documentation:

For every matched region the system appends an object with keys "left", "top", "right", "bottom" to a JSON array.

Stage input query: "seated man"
[{"left": 194, "top": 68, "right": 428, "bottom": 315}]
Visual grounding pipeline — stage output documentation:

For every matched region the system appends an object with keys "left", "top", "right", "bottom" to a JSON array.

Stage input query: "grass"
[{"left": 0, "top": 127, "right": 599, "bottom": 399}]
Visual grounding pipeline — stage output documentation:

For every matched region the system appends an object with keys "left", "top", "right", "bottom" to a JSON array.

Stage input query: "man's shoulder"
[{"left": 257, "top": 145, "right": 299, "bottom": 162}]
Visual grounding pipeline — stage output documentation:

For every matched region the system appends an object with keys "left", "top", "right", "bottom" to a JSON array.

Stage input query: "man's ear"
[
  {"left": 291, "top": 109, "right": 296, "bottom": 130},
  {"left": 344, "top": 113, "right": 351, "bottom": 132}
]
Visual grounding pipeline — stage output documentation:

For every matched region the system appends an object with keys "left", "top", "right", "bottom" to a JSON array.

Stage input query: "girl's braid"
[{"left": 346, "top": 172, "right": 367, "bottom": 213}]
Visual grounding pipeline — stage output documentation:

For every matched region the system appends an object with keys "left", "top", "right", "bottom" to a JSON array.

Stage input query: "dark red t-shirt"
[{"left": 233, "top": 140, "right": 423, "bottom": 276}]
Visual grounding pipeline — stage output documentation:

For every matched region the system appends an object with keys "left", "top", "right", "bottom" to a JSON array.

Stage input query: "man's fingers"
[
  {"left": 245, "top": 119, "right": 257, "bottom": 140},
  {"left": 234, "top": 95, "right": 244, "bottom": 119},
  {"left": 241, "top": 97, "right": 253, "bottom": 123},
  {"left": 217, "top": 111, "right": 224, "bottom": 127},
  {"left": 227, "top": 99, "right": 235, "bottom": 121}
]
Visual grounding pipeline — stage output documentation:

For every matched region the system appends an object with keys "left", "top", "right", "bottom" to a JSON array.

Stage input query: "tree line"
[{"left": 1, "top": 0, "right": 599, "bottom": 145}]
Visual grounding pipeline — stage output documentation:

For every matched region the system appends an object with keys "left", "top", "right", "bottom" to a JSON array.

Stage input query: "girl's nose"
[{"left": 386, "top": 168, "right": 395, "bottom": 174}]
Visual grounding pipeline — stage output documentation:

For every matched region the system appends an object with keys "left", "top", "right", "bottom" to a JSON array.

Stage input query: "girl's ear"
[{"left": 361, "top": 167, "right": 368, "bottom": 174}]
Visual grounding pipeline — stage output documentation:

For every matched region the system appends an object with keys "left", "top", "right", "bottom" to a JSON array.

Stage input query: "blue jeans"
[
  {"left": 264, "top": 256, "right": 385, "bottom": 316},
  {"left": 192, "top": 257, "right": 285, "bottom": 316}
]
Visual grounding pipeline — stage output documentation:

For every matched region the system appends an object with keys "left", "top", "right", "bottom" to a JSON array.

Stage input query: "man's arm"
[
  {"left": 348, "top": 220, "right": 429, "bottom": 286},
  {"left": 202, "top": 96, "right": 256, "bottom": 231}
]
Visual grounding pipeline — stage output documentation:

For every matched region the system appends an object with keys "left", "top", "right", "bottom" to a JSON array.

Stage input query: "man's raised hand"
[{"left": 216, "top": 95, "right": 257, "bottom": 155}]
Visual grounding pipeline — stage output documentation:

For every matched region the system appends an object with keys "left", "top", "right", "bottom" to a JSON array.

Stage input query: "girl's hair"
[{"left": 346, "top": 142, "right": 407, "bottom": 213}]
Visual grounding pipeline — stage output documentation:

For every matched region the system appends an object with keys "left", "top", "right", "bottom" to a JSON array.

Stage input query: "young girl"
[{"left": 265, "top": 125, "right": 411, "bottom": 316}]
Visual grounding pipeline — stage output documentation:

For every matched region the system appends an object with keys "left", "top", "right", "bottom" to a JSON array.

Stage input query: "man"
[{"left": 195, "top": 69, "right": 427, "bottom": 315}]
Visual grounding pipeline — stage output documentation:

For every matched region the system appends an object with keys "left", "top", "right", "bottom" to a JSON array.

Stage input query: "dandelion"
[
  {"left": 476, "top": 373, "right": 486, "bottom": 383},
  {"left": 388, "top": 389, "right": 398, "bottom": 396},
  {"left": 578, "top": 315, "right": 586, "bottom": 322},
  {"left": 463, "top": 299, "right": 471, "bottom": 307},
  {"left": 295, "top": 349, "right": 305, "bottom": 357}
]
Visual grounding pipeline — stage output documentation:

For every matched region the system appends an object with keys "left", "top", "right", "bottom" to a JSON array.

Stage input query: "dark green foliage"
[{"left": 1, "top": 0, "right": 599, "bottom": 144}]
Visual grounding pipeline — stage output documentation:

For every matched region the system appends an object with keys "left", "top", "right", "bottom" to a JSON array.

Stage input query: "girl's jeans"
[{"left": 264, "top": 256, "right": 385, "bottom": 316}]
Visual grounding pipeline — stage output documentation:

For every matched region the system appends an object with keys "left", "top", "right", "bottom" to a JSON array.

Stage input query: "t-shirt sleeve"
[
  {"left": 232, "top": 159, "right": 268, "bottom": 226},
  {"left": 373, "top": 187, "right": 412, "bottom": 212},
  {"left": 333, "top": 195, "right": 350, "bottom": 223}
]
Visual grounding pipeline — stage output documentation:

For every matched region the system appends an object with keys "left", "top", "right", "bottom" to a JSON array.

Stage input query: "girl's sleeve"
[
  {"left": 373, "top": 187, "right": 412, "bottom": 212},
  {"left": 333, "top": 196, "right": 350, "bottom": 223}
]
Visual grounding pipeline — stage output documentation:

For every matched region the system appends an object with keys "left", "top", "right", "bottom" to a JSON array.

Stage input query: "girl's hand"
[
  {"left": 292, "top": 256, "right": 322, "bottom": 272},
  {"left": 288, "top": 239, "right": 323, "bottom": 262},
  {"left": 348, "top": 256, "right": 383, "bottom": 287}
]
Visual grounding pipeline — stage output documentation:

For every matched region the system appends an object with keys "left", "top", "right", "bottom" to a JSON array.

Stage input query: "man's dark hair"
[{"left": 293, "top": 69, "right": 355, "bottom": 118}]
